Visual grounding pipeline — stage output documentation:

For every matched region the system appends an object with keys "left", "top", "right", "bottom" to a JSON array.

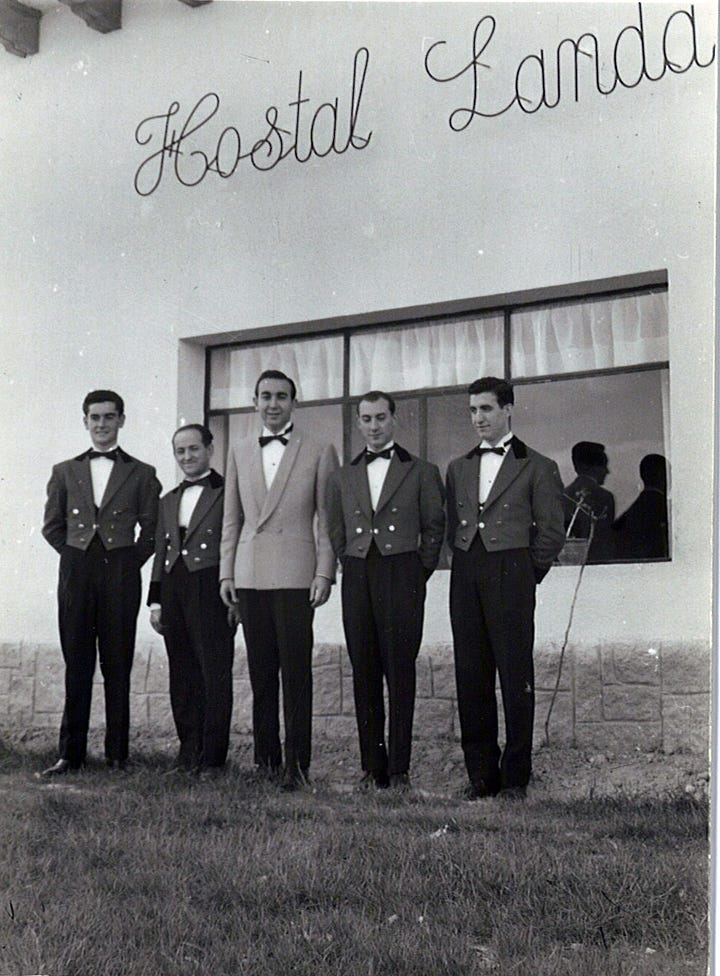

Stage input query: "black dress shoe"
[
  {"left": 40, "top": 758, "right": 76, "bottom": 778},
  {"left": 358, "top": 771, "right": 390, "bottom": 791},
  {"left": 389, "top": 772, "right": 411, "bottom": 791},
  {"left": 463, "top": 778, "right": 499, "bottom": 801}
]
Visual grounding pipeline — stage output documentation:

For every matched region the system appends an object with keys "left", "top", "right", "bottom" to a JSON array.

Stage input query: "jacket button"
[
  {"left": 478, "top": 522, "right": 485, "bottom": 529},
  {"left": 385, "top": 544, "right": 392, "bottom": 550},
  {"left": 354, "top": 510, "right": 361, "bottom": 516},
  {"left": 165, "top": 559, "right": 170, "bottom": 566},
  {"left": 458, "top": 502, "right": 464, "bottom": 508},
  {"left": 72, "top": 508, "right": 79, "bottom": 515},
  {"left": 356, "top": 527, "right": 363, "bottom": 534},
  {"left": 200, "top": 543, "right": 208, "bottom": 550},
  {"left": 92, "top": 523, "right": 97, "bottom": 530},
  {"left": 373, "top": 528, "right": 379, "bottom": 535},
  {"left": 207, "top": 528, "right": 213, "bottom": 534},
  {"left": 182, "top": 549, "right": 188, "bottom": 556},
  {"left": 388, "top": 525, "right": 395, "bottom": 532},
  {"left": 504, "top": 503, "right": 510, "bottom": 509},
  {"left": 391, "top": 508, "right": 398, "bottom": 514},
  {"left": 194, "top": 557, "right": 201, "bottom": 562},
  {"left": 460, "top": 520, "right": 468, "bottom": 527},
  {"left": 461, "top": 536, "right": 467, "bottom": 542},
  {"left": 165, "top": 533, "right": 171, "bottom": 540},
  {"left": 78, "top": 523, "right": 84, "bottom": 529},
  {"left": 107, "top": 538, "right": 113, "bottom": 543}
]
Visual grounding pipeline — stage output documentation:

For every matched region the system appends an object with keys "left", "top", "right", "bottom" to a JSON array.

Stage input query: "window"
[{"left": 206, "top": 280, "right": 670, "bottom": 564}]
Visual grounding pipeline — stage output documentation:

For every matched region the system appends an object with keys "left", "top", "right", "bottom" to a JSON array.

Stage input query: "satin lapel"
[
  {"left": 483, "top": 451, "right": 527, "bottom": 510},
  {"left": 375, "top": 455, "right": 414, "bottom": 514},
  {"left": 71, "top": 458, "right": 96, "bottom": 511},
  {"left": 185, "top": 484, "right": 221, "bottom": 540},
  {"left": 348, "top": 462, "right": 374, "bottom": 519},
  {"left": 99, "top": 457, "right": 134, "bottom": 511},
  {"left": 258, "top": 435, "right": 301, "bottom": 528}
]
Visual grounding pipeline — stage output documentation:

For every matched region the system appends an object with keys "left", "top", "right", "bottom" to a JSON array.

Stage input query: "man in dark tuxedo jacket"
[
  {"left": 327, "top": 391, "right": 445, "bottom": 791},
  {"left": 148, "top": 424, "right": 237, "bottom": 777},
  {"left": 41, "top": 390, "right": 161, "bottom": 775},
  {"left": 219, "top": 370, "right": 339, "bottom": 790},
  {"left": 446, "top": 377, "right": 565, "bottom": 800}
]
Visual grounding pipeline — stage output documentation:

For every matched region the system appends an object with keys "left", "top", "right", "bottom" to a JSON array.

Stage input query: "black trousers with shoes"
[
  {"left": 161, "top": 560, "right": 235, "bottom": 769},
  {"left": 57, "top": 537, "right": 141, "bottom": 766},
  {"left": 341, "top": 546, "right": 427, "bottom": 778},
  {"left": 235, "top": 588, "right": 314, "bottom": 776},
  {"left": 449, "top": 538, "right": 536, "bottom": 792}
]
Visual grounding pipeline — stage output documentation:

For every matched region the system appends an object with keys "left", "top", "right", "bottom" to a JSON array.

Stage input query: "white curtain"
[
  {"left": 511, "top": 291, "right": 668, "bottom": 377},
  {"left": 209, "top": 335, "right": 344, "bottom": 409},
  {"left": 349, "top": 315, "right": 504, "bottom": 394}
]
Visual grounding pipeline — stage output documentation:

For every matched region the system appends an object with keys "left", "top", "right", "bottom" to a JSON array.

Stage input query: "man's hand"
[
  {"left": 309, "top": 576, "right": 332, "bottom": 608},
  {"left": 149, "top": 608, "right": 164, "bottom": 635},
  {"left": 220, "top": 578, "right": 238, "bottom": 609}
]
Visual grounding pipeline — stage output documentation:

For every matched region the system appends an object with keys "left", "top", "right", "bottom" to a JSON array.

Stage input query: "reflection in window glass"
[
  {"left": 209, "top": 335, "right": 344, "bottom": 409},
  {"left": 350, "top": 315, "right": 503, "bottom": 395}
]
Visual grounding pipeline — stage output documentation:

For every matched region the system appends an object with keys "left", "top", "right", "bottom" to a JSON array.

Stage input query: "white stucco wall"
[{"left": 0, "top": 0, "right": 715, "bottom": 649}]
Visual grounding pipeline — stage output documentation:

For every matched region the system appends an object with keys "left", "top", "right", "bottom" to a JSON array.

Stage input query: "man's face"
[
  {"left": 469, "top": 392, "right": 511, "bottom": 446},
  {"left": 357, "top": 398, "right": 396, "bottom": 451},
  {"left": 254, "top": 377, "right": 295, "bottom": 433},
  {"left": 173, "top": 429, "right": 213, "bottom": 480},
  {"left": 83, "top": 401, "right": 125, "bottom": 449}
]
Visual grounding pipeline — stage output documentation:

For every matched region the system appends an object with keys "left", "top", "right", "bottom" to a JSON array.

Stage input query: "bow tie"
[
  {"left": 365, "top": 448, "right": 393, "bottom": 464},
  {"left": 179, "top": 475, "right": 210, "bottom": 492},
  {"left": 259, "top": 425, "right": 293, "bottom": 448},
  {"left": 88, "top": 448, "right": 118, "bottom": 461},
  {"left": 468, "top": 445, "right": 506, "bottom": 459}
]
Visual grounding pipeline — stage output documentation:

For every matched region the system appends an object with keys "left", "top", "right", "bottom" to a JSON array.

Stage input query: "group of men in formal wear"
[{"left": 41, "top": 373, "right": 566, "bottom": 800}]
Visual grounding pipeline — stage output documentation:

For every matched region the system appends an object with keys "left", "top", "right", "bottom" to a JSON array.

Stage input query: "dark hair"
[
  {"left": 640, "top": 453, "right": 667, "bottom": 488},
  {"left": 172, "top": 423, "right": 213, "bottom": 447},
  {"left": 571, "top": 441, "right": 608, "bottom": 471},
  {"left": 83, "top": 390, "right": 124, "bottom": 416},
  {"left": 467, "top": 377, "right": 514, "bottom": 407},
  {"left": 356, "top": 390, "right": 396, "bottom": 415},
  {"left": 254, "top": 370, "right": 297, "bottom": 400}
]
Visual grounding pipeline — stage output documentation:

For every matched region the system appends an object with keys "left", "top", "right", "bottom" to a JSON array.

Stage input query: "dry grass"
[{"left": 0, "top": 731, "right": 708, "bottom": 976}]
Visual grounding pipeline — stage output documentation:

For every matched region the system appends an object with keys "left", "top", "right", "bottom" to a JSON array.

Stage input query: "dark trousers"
[
  {"left": 342, "top": 548, "right": 426, "bottom": 776},
  {"left": 161, "top": 561, "right": 235, "bottom": 769},
  {"left": 57, "top": 538, "right": 141, "bottom": 765},
  {"left": 449, "top": 539, "right": 536, "bottom": 790},
  {"left": 236, "top": 588, "right": 314, "bottom": 774}
]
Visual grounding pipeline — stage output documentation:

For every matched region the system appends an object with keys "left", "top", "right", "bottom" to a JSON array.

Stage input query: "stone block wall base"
[{"left": 0, "top": 639, "right": 710, "bottom": 756}]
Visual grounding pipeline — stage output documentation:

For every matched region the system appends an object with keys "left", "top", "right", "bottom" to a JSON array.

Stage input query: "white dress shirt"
[
  {"left": 89, "top": 447, "right": 117, "bottom": 507},
  {"left": 366, "top": 441, "right": 394, "bottom": 511},
  {"left": 260, "top": 423, "right": 293, "bottom": 490},
  {"left": 178, "top": 473, "right": 210, "bottom": 528},
  {"left": 478, "top": 432, "right": 514, "bottom": 505}
]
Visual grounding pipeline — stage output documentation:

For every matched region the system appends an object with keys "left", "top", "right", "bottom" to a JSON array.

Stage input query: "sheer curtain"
[
  {"left": 349, "top": 315, "right": 504, "bottom": 394},
  {"left": 511, "top": 292, "right": 668, "bottom": 376},
  {"left": 209, "top": 335, "right": 344, "bottom": 409}
]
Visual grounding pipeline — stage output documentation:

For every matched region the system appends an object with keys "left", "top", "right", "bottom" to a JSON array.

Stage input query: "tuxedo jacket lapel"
[
  {"left": 99, "top": 457, "right": 134, "bottom": 511},
  {"left": 347, "top": 460, "right": 374, "bottom": 519},
  {"left": 71, "top": 457, "right": 96, "bottom": 511},
  {"left": 482, "top": 440, "right": 529, "bottom": 511},
  {"left": 375, "top": 453, "right": 414, "bottom": 514},
  {"left": 458, "top": 454, "right": 480, "bottom": 511},
  {"left": 185, "top": 484, "right": 222, "bottom": 540},
  {"left": 258, "top": 435, "right": 301, "bottom": 528}
]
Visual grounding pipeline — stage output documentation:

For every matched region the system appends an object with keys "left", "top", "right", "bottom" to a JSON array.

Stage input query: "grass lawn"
[{"left": 0, "top": 732, "right": 708, "bottom": 976}]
